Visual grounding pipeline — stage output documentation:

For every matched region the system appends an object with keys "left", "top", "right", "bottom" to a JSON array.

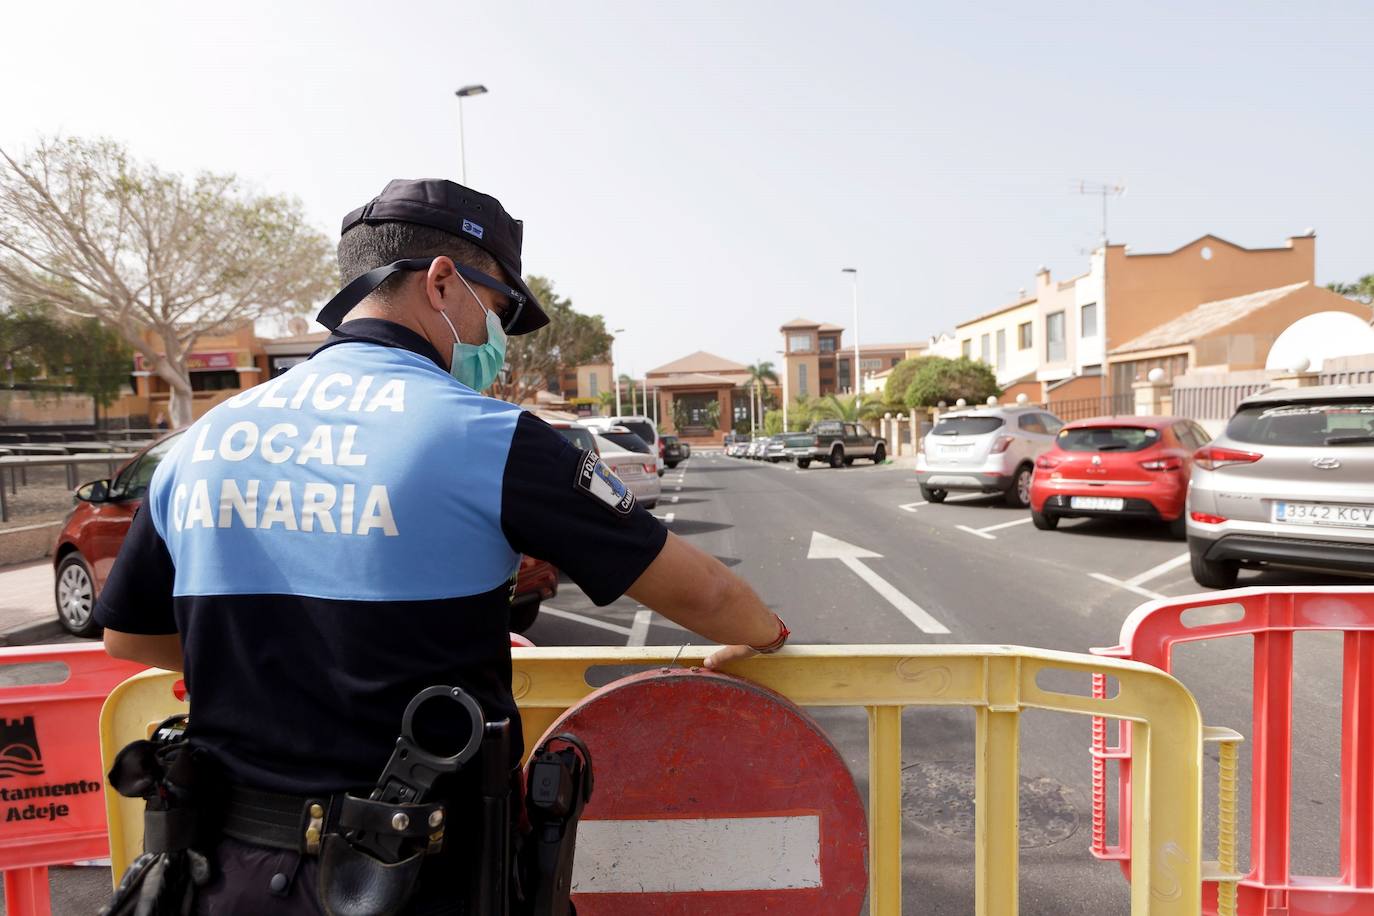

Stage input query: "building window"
[
  {"left": 798, "top": 363, "right": 808, "bottom": 396},
  {"left": 890, "top": 357, "right": 901, "bottom": 368},
  {"left": 1081, "top": 302, "right": 1098, "bottom": 338},
  {"left": 961, "top": 339, "right": 972, "bottom": 358},
  {"left": 788, "top": 334, "right": 812, "bottom": 353},
  {"left": 1018, "top": 321, "right": 1032, "bottom": 350},
  {"left": 859, "top": 358, "right": 883, "bottom": 372},
  {"left": 589, "top": 373, "right": 598, "bottom": 397},
  {"left": 837, "top": 359, "right": 851, "bottom": 392},
  {"left": 191, "top": 370, "right": 240, "bottom": 392},
  {"left": 1046, "top": 311, "right": 1066, "bottom": 362},
  {"left": 980, "top": 334, "right": 991, "bottom": 364},
  {"left": 819, "top": 337, "right": 837, "bottom": 353},
  {"left": 995, "top": 329, "right": 1006, "bottom": 369}
]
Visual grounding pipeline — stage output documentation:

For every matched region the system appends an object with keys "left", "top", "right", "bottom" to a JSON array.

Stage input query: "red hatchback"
[
  {"left": 1029, "top": 416, "right": 1212, "bottom": 538},
  {"left": 52, "top": 429, "right": 559, "bottom": 637}
]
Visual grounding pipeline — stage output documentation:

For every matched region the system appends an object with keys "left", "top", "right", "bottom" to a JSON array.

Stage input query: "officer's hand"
[{"left": 703, "top": 644, "right": 758, "bottom": 669}]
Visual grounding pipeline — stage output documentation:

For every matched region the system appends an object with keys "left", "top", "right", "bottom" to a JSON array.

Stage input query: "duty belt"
[{"left": 222, "top": 785, "right": 448, "bottom": 857}]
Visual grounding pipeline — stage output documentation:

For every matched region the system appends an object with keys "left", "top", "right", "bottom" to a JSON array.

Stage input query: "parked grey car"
[
  {"left": 1187, "top": 384, "right": 1374, "bottom": 588},
  {"left": 916, "top": 406, "right": 1065, "bottom": 507}
]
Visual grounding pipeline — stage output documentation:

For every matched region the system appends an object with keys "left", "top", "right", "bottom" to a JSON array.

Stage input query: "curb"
[{"left": 0, "top": 618, "right": 65, "bottom": 647}]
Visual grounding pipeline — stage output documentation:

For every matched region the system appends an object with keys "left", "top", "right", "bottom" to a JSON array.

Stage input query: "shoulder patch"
[{"left": 574, "top": 450, "right": 636, "bottom": 517}]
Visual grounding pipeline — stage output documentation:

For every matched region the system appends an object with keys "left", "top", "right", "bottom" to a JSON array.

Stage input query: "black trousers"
[{"left": 195, "top": 835, "right": 475, "bottom": 915}]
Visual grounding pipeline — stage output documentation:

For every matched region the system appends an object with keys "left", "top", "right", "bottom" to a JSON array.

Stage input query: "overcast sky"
[{"left": 3, "top": 0, "right": 1371, "bottom": 376}]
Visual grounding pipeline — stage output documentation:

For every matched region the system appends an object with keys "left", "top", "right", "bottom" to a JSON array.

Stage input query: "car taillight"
[
  {"left": 1193, "top": 446, "right": 1261, "bottom": 471},
  {"left": 643, "top": 462, "right": 657, "bottom": 475},
  {"left": 1035, "top": 454, "right": 1062, "bottom": 470},
  {"left": 1140, "top": 456, "right": 1183, "bottom": 471},
  {"left": 990, "top": 435, "right": 1015, "bottom": 454},
  {"left": 1190, "top": 511, "right": 1227, "bottom": 525}
]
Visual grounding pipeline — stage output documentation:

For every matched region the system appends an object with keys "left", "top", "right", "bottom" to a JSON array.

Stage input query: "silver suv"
[
  {"left": 1187, "top": 384, "right": 1374, "bottom": 588},
  {"left": 916, "top": 406, "right": 1065, "bottom": 507}
]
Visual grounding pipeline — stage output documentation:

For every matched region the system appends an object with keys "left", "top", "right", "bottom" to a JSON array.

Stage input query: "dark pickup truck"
[{"left": 787, "top": 420, "right": 887, "bottom": 469}]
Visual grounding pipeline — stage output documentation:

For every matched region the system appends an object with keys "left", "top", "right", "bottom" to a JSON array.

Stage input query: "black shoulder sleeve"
[
  {"left": 93, "top": 503, "right": 178, "bottom": 635},
  {"left": 501, "top": 412, "right": 668, "bottom": 606}
]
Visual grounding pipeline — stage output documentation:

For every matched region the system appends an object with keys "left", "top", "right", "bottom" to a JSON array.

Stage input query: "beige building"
[
  {"left": 1108, "top": 281, "right": 1371, "bottom": 387},
  {"left": 647, "top": 351, "right": 753, "bottom": 443},
  {"left": 949, "top": 296, "right": 1040, "bottom": 394},
  {"left": 781, "top": 318, "right": 925, "bottom": 399}
]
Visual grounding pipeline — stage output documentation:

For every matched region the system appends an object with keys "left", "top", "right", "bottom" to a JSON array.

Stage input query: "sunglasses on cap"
[{"left": 316, "top": 257, "right": 528, "bottom": 333}]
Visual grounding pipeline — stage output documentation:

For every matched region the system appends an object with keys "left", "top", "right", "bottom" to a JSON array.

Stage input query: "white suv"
[
  {"left": 916, "top": 406, "right": 1065, "bottom": 507},
  {"left": 583, "top": 415, "right": 664, "bottom": 476}
]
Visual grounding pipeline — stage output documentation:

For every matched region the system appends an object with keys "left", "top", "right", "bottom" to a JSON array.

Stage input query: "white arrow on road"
[{"left": 807, "top": 531, "right": 950, "bottom": 634}]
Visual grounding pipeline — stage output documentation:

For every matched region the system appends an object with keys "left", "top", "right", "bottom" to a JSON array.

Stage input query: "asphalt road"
[
  {"left": 527, "top": 452, "right": 1359, "bottom": 915},
  {"left": 14, "top": 451, "right": 1363, "bottom": 914}
]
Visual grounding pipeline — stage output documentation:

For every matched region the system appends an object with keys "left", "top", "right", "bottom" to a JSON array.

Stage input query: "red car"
[
  {"left": 1029, "top": 416, "right": 1211, "bottom": 538},
  {"left": 52, "top": 429, "right": 559, "bottom": 637}
]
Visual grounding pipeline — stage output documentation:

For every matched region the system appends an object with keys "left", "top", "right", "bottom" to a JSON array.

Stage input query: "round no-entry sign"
[{"left": 532, "top": 667, "right": 868, "bottom": 914}]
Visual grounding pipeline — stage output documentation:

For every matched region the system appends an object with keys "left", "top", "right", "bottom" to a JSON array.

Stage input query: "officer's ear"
[{"left": 422, "top": 256, "right": 458, "bottom": 313}]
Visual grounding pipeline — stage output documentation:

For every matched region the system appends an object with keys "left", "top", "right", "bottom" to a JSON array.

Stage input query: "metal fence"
[
  {"left": 1171, "top": 383, "right": 1270, "bottom": 423},
  {"left": 1046, "top": 394, "right": 1135, "bottom": 421}
]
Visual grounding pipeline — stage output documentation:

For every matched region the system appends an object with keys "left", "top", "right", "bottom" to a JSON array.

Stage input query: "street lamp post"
[
  {"left": 842, "top": 268, "right": 860, "bottom": 396},
  {"left": 454, "top": 84, "right": 488, "bottom": 185},
  {"left": 610, "top": 328, "right": 625, "bottom": 416}
]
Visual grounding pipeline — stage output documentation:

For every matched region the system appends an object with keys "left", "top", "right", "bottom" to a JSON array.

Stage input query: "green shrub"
[{"left": 903, "top": 357, "right": 1000, "bottom": 408}]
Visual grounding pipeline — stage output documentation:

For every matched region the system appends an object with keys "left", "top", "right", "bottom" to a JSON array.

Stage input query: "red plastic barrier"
[
  {"left": 0, "top": 644, "right": 146, "bottom": 916},
  {"left": 1091, "top": 586, "right": 1374, "bottom": 916}
]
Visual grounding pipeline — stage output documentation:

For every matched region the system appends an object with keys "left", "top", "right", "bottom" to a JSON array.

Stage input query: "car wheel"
[
  {"left": 1168, "top": 514, "right": 1187, "bottom": 540},
  {"left": 798, "top": 459, "right": 811, "bottom": 469},
  {"left": 1004, "top": 465, "right": 1033, "bottom": 508},
  {"left": 1189, "top": 540, "right": 1239, "bottom": 589},
  {"left": 919, "top": 484, "right": 947, "bottom": 503},
  {"left": 666, "top": 461, "right": 680, "bottom": 469},
  {"left": 843, "top": 456, "right": 855, "bottom": 466},
  {"left": 643, "top": 499, "right": 657, "bottom": 510},
  {"left": 829, "top": 448, "right": 844, "bottom": 469},
  {"left": 55, "top": 553, "right": 101, "bottom": 638},
  {"left": 510, "top": 599, "right": 540, "bottom": 634},
  {"left": 873, "top": 444, "right": 886, "bottom": 464},
  {"left": 1031, "top": 510, "right": 1059, "bottom": 531}
]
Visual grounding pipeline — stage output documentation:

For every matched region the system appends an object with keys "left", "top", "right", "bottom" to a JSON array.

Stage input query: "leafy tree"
[
  {"left": 885, "top": 357, "right": 930, "bottom": 404},
  {"left": 704, "top": 399, "right": 721, "bottom": 431},
  {"left": 763, "top": 409, "right": 784, "bottom": 435},
  {"left": 598, "top": 390, "right": 617, "bottom": 413},
  {"left": 903, "top": 356, "right": 1000, "bottom": 408},
  {"left": 1328, "top": 275, "right": 1374, "bottom": 304},
  {"left": 0, "top": 302, "right": 132, "bottom": 412},
  {"left": 491, "top": 274, "right": 612, "bottom": 407},
  {"left": 0, "top": 137, "right": 336, "bottom": 427}
]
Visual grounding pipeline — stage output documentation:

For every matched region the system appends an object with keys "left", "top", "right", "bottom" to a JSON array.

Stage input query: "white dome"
[{"left": 1266, "top": 311, "right": 1374, "bottom": 373}]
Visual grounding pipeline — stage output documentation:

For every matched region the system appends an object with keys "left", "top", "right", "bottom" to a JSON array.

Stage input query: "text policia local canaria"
[{"left": 171, "top": 373, "right": 406, "bottom": 537}]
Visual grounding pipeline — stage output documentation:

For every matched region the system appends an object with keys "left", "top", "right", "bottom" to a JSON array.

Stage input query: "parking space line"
[
  {"left": 668, "top": 496, "right": 679, "bottom": 504},
  {"left": 654, "top": 512, "right": 675, "bottom": 524},
  {"left": 539, "top": 605, "right": 634, "bottom": 636},
  {"left": 1088, "top": 573, "right": 1167, "bottom": 602},
  {"left": 1125, "top": 552, "right": 1190, "bottom": 587},
  {"left": 627, "top": 609, "right": 653, "bottom": 647},
  {"left": 956, "top": 516, "right": 1034, "bottom": 539}
]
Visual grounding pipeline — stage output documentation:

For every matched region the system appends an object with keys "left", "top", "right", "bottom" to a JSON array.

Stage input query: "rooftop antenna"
[{"left": 1076, "top": 181, "right": 1126, "bottom": 246}]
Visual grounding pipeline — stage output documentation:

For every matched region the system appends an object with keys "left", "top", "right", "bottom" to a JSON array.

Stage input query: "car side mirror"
[{"left": 75, "top": 479, "right": 111, "bottom": 504}]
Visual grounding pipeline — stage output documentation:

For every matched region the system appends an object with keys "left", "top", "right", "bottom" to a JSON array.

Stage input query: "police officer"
[{"left": 95, "top": 178, "right": 788, "bottom": 914}]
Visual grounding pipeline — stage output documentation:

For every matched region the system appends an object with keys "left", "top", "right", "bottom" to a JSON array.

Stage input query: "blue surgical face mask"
[{"left": 439, "top": 275, "right": 508, "bottom": 391}]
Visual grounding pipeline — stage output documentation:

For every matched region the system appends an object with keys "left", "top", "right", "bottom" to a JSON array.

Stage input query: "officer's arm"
[
  {"left": 626, "top": 533, "right": 782, "bottom": 669},
  {"left": 104, "top": 629, "right": 184, "bottom": 672}
]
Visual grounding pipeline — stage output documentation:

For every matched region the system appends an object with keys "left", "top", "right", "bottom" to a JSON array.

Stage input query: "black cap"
[{"left": 335, "top": 178, "right": 548, "bottom": 335}]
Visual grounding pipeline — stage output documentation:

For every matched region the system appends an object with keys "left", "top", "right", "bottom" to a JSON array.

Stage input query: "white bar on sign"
[{"left": 572, "top": 815, "right": 822, "bottom": 893}]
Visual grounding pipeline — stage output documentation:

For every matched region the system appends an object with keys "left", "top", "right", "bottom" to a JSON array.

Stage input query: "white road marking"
[
  {"left": 956, "top": 516, "right": 1035, "bottom": 539},
  {"left": 1089, "top": 573, "right": 1167, "bottom": 602},
  {"left": 627, "top": 609, "right": 653, "bottom": 647},
  {"left": 573, "top": 815, "right": 821, "bottom": 893},
  {"left": 668, "top": 495, "right": 679, "bottom": 504},
  {"left": 1125, "top": 552, "right": 1190, "bottom": 587},
  {"left": 538, "top": 605, "right": 634, "bottom": 636},
  {"left": 899, "top": 501, "right": 926, "bottom": 512},
  {"left": 807, "top": 531, "right": 950, "bottom": 634},
  {"left": 674, "top": 486, "right": 682, "bottom": 491},
  {"left": 654, "top": 512, "right": 675, "bottom": 524}
]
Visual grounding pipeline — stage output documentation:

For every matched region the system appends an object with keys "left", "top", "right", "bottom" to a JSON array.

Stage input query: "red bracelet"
[{"left": 749, "top": 614, "right": 790, "bottom": 654}]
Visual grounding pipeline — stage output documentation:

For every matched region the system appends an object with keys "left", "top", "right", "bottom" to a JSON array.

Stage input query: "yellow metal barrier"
[{"left": 100, "top": 645, "right": 1204, "bottom": 915}]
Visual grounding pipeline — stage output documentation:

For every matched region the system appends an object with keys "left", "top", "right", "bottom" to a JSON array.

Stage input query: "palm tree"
[
  {"left": 812, "top": 393, "right": 892, "bottom": 426},
  {"left": 597, "top": 390, "right": 616, "bottom": 414},
  {"left": 746, "top": 361, "right": 780, "bottom": 432}
]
